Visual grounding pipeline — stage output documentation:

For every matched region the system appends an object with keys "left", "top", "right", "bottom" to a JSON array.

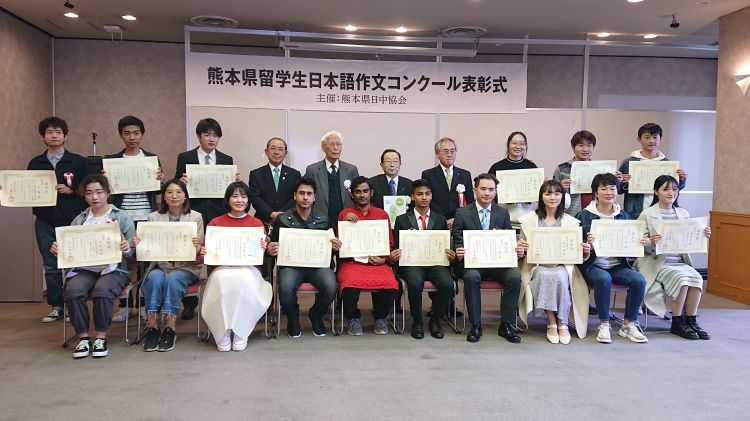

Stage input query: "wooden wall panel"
[{"left": 708, "top": 211, "right": 750, "bottom": 304}]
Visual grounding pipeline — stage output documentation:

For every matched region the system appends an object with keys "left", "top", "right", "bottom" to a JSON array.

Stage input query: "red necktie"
[{"left": 419, "top": 214, "right": 427, "bottom": 230}]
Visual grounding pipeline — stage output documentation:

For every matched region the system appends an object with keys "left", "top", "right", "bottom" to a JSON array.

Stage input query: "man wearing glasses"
[
  {"left": 369, "top": 149, "right": 413, "bottom": 210},
  {"left": 420, "top": 137, "right": 474, "bottom": 229}
]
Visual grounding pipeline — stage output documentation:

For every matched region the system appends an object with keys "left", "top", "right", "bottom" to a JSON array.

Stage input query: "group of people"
[{"left": 22, "top": 115, "right": 712, "bottom": 359}]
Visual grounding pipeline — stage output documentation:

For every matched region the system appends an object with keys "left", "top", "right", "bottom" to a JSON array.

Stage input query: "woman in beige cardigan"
[
  {"left": 133, "top": 179, "right": 204, "bottom": 352},
  {"left": 517, "top": 180, "right": 591, "bottom": 344}
]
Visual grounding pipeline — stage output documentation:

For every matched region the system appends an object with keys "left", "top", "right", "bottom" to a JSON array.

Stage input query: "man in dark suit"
[
  {"left": 392, "top": 179, "right": 455, "bottom": 340},
  {"left": 420, "top": 137, "right": 474, "bottom": 229},
  {"left": 248, "top": 137, "right": 301, "bottom": 226},
  {"left": 452, "top": 173, "right": 524, "bottom": 344},
  {"left": 304, "top": 131, "right": 359, "bottom": 227},
  {"left": 369, "top": 148, "right": 413, "bottom": 210}
]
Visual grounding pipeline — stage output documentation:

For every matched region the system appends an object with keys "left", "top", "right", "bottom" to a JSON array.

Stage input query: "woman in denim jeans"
[
  {"left": 576, "top": 173, "right": 648, "bottom": 344},
  {"left": 134, "top": 179, "right": 204, "bottom": 352}
]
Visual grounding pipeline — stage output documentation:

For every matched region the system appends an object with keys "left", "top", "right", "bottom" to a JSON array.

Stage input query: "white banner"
[{"left": 186, "top": 53, "right": 527, "bottom": 113}]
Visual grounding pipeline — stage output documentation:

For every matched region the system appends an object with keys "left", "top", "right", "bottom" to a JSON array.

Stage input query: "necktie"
[
  {"left": 481, "top": 208, "right": 490, "bottom": 230},
  {"left": 388, "top": 179, "right": 396, "bottom": 195},
  {"left": 273, "top": 167, "right": 280, "bottom": 191},
  {"left": 444, "top": 168, "right": 452, "bottom": 188},
  {"left": 330, "top": 164, "right": 337, "bottom": 177},
  {"left": 419, "top": 214, "right": 427, "bottom": 230},
  {"left": 204, "top": 155, "right": 211, "bottom": 165}
]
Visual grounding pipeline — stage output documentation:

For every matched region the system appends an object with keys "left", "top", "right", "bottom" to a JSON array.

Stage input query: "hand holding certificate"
[
  {"left": 338, "top": 220, "right": 390, "bottom": 258},
  {"left": 186, "top": 164, "right": 238, "bottom": 198},
  {"left": 277, "top": 228, "right": 334, "bottom": 268},
  {"left": 136, "top": 222, "right": 198, "bottom": 262},
  {"left": 628, "top": 161, "right": 679, "bottom": 194},
  {"left": 0, "top": 170, "right": 57, "bottom": 207},
  {"left": 570, "top": 160, "right": 618, "bottom": 194},
  {"left": 495, "top": 168, "right": 545, "bottom": 203},
  {"left": 591, "top": 219, "right": 645, "bottom": 257},
  {"left": 398, "top": 230, "right": 450, "bottom": 267},
  {"left": 655, "top": 217, "right": 709, "bottom": 254},
  {"left": 463, "top": 230, "right": 518, "bottom": 268},
  {"left": 204, "top": 226, "right": 265, "bottom": 266},
  {"left": 55, "top": 224, "right": 122, "bottom": 269},
  {"left": 102, "top": 156, "right": 161, "bottom": 194},
  {"left": 526, "top": 227, "right": 583, "bottom": 265}
]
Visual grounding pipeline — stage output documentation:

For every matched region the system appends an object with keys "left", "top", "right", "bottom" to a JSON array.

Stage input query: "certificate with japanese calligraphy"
[
  {"left": 338, "top": 220, "right": 391, "bottom": 258},
  {"left": 277, "top": 228, "right": 333, "bottom": 268},
  {"left": 495, "top": 168, "right": 545, "bottom": 203},
  {"left": 186, "top": 164, "right": 237, "bottom": 198},
  {"left": 135, "top": 222, "right": 198, "bottom": 262},
  {"left": 463, "top": 230, "right": 518, "bottom": 269},
  {"left": 628, "top": 161, "right": 679, "bottom": 194},
  {"left": 655, "top": 217, "right": 709, "bottom": 255},
  {"left": 102, "top": 156, "right": 161, "bottom": 194},
  {"left": 383, "top": 195, "right": 409, "bottom": 226},
  {"left": 526, "top": 227, "right": 583, "bottom": 265},
  {"left": 570, "top": 160, "right": 618, "bottom": 194},
  {"left": 591, "top": 219, "right": 646, "bottom": 258},
  {"left": 204, "top": 226, "right": 265, "bottom": 266},
  {"left": 399, "top": 230, "right": 450, "bottom": 267},
  {"left": 55, "top": 224, "right": 122, "bottom": 269},
  {"left": 0, "top": 170, "right": 57, "bottom": 207}
]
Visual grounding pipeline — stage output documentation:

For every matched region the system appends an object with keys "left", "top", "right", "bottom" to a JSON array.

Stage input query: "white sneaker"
[
  {"left": 42, "top": 308, "right": 63, "bottom": 323},
  {"left": 232, "top": 334, "right": 248, "bottom": 351},
  {"left": 216, "top": 331, "right": 232, "bottom": 352},
  {"left": 619, "top": 322, "right": 648, "bottom": 343},
  {"left": 111, "top": 308, "right": 132, "bottom": 323},
  {"left": 596, "top": 323, "right": 612, "bottom": 344}
]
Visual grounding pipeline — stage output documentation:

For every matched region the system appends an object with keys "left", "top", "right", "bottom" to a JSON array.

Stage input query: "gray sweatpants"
[{"left": 64, "top": 270, "right": 129, "bottom": 334}]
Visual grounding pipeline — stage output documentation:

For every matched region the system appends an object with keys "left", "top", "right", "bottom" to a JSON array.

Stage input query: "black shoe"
[
  {"left": 498, "top": 322, "right": 522, "bottom": 343},
  {"left": 287, "top": 317, "right": 302, "bottom": 338},
  {"left": 467, "top": 324, "right": 482, "bottom": 342},
  {"left": 181, "top": 307, "right": 195, "bottom": 321},
  {"left": 309, "top": 314, "right": 327, "bottom": 337},
  {"left": 685, "top": 315, "right": 710, "bottom": 340},
  {"left": 429, "top": 317, "right": 444, "bottom": 339},
  {"left": 411, "top": 319, "right": 425, "bottom": 339},
  {"left": 670, "top": 315, "right": 699, "bottom": 340},
  {"left": 91, "top": 338, "right": 108, "bottom": 358},
  {"left": 143, "top": 327, "right": 161, "bottom": 352},
  {"left": 158, "top": 327, "right": 176, "bottom": 351},
  {"left": 72, "top": 338, "right": 92, "bottom": 359}
]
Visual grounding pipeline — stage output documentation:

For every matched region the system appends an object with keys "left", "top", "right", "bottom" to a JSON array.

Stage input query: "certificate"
[
  {"left": 338, "top": 219, "right": 391, "bottom": 258},
  {"left": 204, "top": 226, "right": 265, "bottom": 266},
  {"left": 495, "top": 168, "right": 545, "bottom": 204},
  {"left": 463, "top": 230, "right": 518, "bottom": 269},
  {"left": 277, "top": 228, "right": 334, "bottom": 268},
  {"left": 136, "top": 222, "right": 198, "bottom": 262},
  {"left": 0, "top": 170, "right": 57, "bottom": 207},
  {"left": 570, "top": 160, "right": 618, "bottom": 194},
  {"left": 628, "top": 161, "right": 679, "bottom": 194},
  {"left": 526, "top": 227, "right": 583, "bottom": 265},
  {"left": 655, "top": 217, "right": 709, "bottom": 255},
  {"left": 55, "top": 224, "right": 122, "bottom": 269},
  {"left": 383, "top": 195, "right": 409, "bottom": 226},
  {"left": 102, "top": 156, "right": 161, "bottom": 194},
  {"left": 591, "top": 219, "right": 646, "bottom": 258},
  {"left": 398, "top": 230, "right": 450, "bottom": 267},
  {"left": 186, "top": 164, "right": 237, "bottom": 198}
]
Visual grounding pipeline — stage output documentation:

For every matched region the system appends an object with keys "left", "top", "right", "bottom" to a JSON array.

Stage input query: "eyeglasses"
[
  {"left": 383, "top": 160, "right": 400, "bottom": 165},
  {"left": 440, "top": 149, "right": 457, "bottom": 155}
]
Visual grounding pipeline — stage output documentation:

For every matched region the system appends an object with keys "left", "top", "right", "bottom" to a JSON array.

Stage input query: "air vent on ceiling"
[
  {"left": 440, "top": 26, "right": 487, "bottom": 38},
  {"left": 189, "top": 15, "right": 239, "bottom": 28}
]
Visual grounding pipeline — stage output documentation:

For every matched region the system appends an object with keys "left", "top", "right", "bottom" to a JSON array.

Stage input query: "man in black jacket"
[
  {"left": 420, "top": 137, "right": 474, "bottom": 229},
  {"left": 248, "top": 137, "right": 301, "bottom": 227}
]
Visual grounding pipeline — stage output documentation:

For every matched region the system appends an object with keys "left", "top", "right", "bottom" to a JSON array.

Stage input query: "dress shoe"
[
  {"left": 428, "top": 317, "right": 444, "bottom": 339},
  {"left": 410, "top": 320, "right": 424, "bottom": 339},
  {"left": 466, "top": 324, "right": 482, "bottom": 342},
  {"left": 180, "top": 306, "right": 195, "bottom": 321},
  {"left": 498, "top": 322, "right": 522, "bottom": 343}
]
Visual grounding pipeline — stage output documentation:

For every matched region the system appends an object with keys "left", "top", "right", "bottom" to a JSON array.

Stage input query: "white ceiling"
[{"left": 3, "top": 0, "right": 749, "bottom": 58}]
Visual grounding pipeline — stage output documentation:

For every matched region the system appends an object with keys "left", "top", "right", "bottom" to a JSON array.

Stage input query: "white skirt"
[{"left": 201, "top": 266, "right": 272, "bottom": 339}]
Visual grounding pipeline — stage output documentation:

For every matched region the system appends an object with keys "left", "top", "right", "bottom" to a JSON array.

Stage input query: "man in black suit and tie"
[
  {"left": 249, "top": 137, "right": 301, "bottom": 226},
  {"left": 392, "top": 179, "right": 455, "bottom": 340},
  {"left": 304, "top": 131, "right": 359, "bottom": 226},
  {"left": 420, "top": 137, "right": 474, "bottom": 229},
  {"left": 452, "top": 173, "right": 524, "bottom": 343},
  {"left": 369, "top": 149, "right": 413, "bottom": 210}
]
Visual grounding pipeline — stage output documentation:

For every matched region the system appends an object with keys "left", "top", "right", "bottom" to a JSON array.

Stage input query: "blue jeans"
[
  {"left": 141, "top": 268, "right": 197, "bottom": 316},
  {"left": 585, "top": 264, "right": 646, "bottom": 322},
  {"left": 34, "top": 219, "right": 63, "bottom": 308}
]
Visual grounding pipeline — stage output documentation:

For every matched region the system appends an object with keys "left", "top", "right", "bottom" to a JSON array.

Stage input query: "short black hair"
[
  {"left": 118, "top": 115, "right": 145, "bottom": 135},
  {"left": 650, "top": 175, "right": 680, "bottom": 208},
  {"left": 350, "top": 176, "right": 372, "bottom": 191},
  {"left": 411, "top": 178, "right": 432, "bottom": 194},
  {"left": 38, "top": 117, "right": 68, "bottom": 136},
  {"left": 570, "top": 130, "right": 596, "bottom": 148},
  {"left": 380, "top": 149, "right": 401, "bottom": 163},
  {"left": 638, "top": 123, "right": 663, "bottom": 138},
  {"left": 195, "top": 118, "right": 222, "bottom": 138},
  {"left": 590, "top": 173, "right": 620, "bottom": 194},
  {"left": 266, "top": 137, "right": 287, "bottom": 150},
  {"left": 473, "top": 173, "right": 498, "bottom": 188},
  {"left": 506, "top": 131, "right": 528, "bottom": 153},
  {"left": 79, "top": 174, "right": 111, "bottom": 198},
  {"left": 296, "top": 176, "right": 317, "bottom": 194},
  {"left": 223, "top": 181, "right": 250, "bottom": 213},
  {"left": 158, "top": 179, "right": 191, "bottom": 215}
]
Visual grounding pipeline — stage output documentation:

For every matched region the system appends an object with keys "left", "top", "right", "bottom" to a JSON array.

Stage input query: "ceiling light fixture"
[
  {"left": 627, "top": 0, "right": 644, "bottom": 3},
  {"left": 280, "top": 41, "right": 476, "bottom": 57},
  {"left": 344, "top": 25, "right": 357, "bottom": 31},
  {"left": 597, "top": 32, "right": 611, "bottom": 38},
  {"left": 395, "top": 26, "right": 408, "bottom": 33},
  {"left": 63, "top": 12, "right": 78, "bottom": 18},
  {"left": 735, "top": 74, "right": 750, "bottom": 95},
  {"left": 122, "top": 15, "right": 137, "bottom": 21},
  {"left": 643, "top": 34, "right": 658, "bottom": 39}
]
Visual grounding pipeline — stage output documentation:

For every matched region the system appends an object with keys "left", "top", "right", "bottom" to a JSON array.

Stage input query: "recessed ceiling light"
[
  {"left": 696, "top": 0, "right": 710, "bottom": 4},
  {"left": 643, "top": 34, "right": 658, "bottom": 39},
  {"left": 395, "top": 26, "right": 408, "bottom": 33},
  {"left": 597, "top": 32, "right": 611, "bottom": 38},
  {"left": 122, "top": 15, "right": 137, "bottom": 21},
  {"left": 344, "top": 24, "right": 357, "bottom": 31},
  {"left": 627, "top": 0, "right": 644, "bottom": 3},
  {"left": 63, "top": 12, "right": 78, "bottom": 18}
]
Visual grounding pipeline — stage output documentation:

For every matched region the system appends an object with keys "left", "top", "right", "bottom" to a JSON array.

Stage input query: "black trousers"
[
  {"left": 341, "top": 287, "right": 397, "bottom": 320},
  {"left": 400, "top": 266, "right": 453, "bottom": 320},
  {"left": 462, "top": 268, "right": 521, "bottom": 325}
]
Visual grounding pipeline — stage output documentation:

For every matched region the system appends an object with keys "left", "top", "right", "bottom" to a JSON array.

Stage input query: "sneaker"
[
  {"left": 91, "top": 338, "right": 108, "bottom": 358},
  {"left": 216, "top": 331, "right": 232, "bottom": 352},
  {"left": 111, "top": 308, "right": 132, "bottom": 323},
  {"left": 287, "top": 317, "right": 302, "bottom": 339},
  {"left": 596, "top": 323, "right": 612, "bottom": 344},
  {"left": 142, "top": 327, "right": 161, "bottom": 352},
  {"left": 618, "top": 322, "right": 648, "bottom": 343},
  {"left": 158, "top": 327, "right": 176, "bottom": 352},
  {"left": 73, "top": 338, "right": 91, "bottom": 359},
  {"left": 347, "top": 318, "right": 363, "bottom": 336},
  {"left": 42, "top": 308, "right": 63, "bottom": 323},
  {"left": 232, "top": 334, "right": 248, "bottom": 351},
  {"left": 374, "top": 318, "right": 388, "bottom": 335},
  {"left": 309, "top": 314, "right": 327, "bottom": 337}
]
